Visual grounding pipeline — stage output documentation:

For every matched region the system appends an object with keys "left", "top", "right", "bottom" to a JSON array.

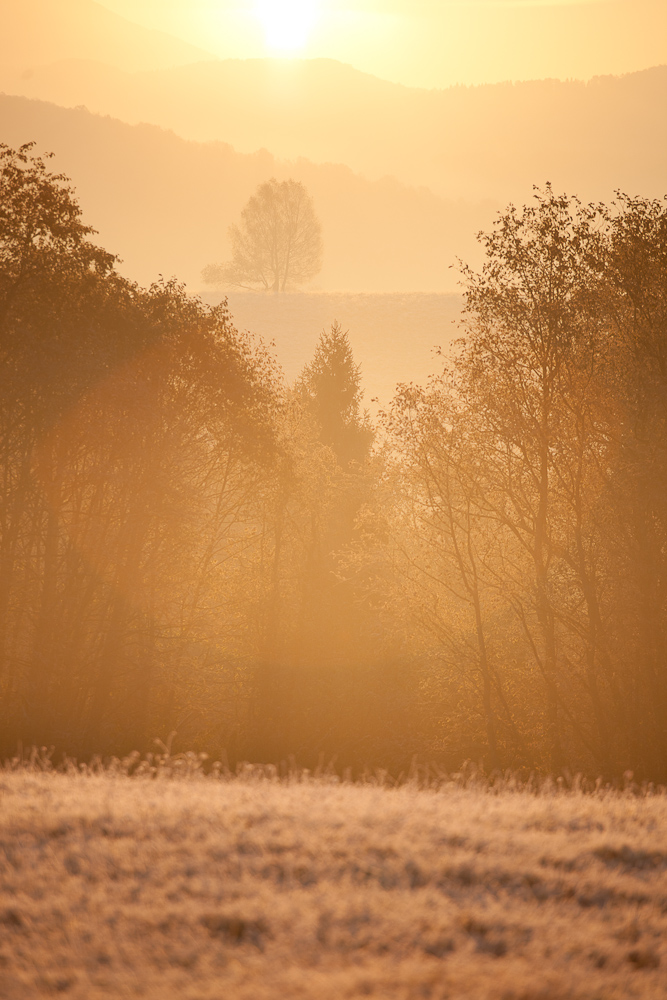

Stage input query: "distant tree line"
[{"left": 1, "top": 144, "right": 666, "bottom": 780}]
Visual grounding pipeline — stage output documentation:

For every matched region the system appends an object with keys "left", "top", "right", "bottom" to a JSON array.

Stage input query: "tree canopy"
[
  {"left": 4, "top": 144, "right": 667, "bottom": 782},
  {"left": 202, "top": 178, "right": 323, "bottom": 293},
  {"left": 298, "top": 321, "right": 373, "bottom": 466}
]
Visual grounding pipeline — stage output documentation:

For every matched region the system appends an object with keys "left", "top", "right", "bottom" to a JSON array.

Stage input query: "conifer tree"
[{"left": 298, "top": 321, "right": 373, "bottom": 466}]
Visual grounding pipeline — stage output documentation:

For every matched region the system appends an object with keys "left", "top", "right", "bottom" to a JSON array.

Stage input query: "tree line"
[{"left": 1, "top": 144, "right": 666, "bottom": 780}]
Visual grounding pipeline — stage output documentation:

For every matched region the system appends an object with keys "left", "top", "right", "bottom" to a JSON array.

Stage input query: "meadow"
[
  {"left": 1, "top": 761, "right": 665, "bottom": 999},
  {"left": 203, "top": 291, "right": 464, "bottom": 407}
]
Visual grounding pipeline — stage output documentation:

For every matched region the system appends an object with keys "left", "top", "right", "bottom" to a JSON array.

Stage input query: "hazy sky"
[{"left": 97, "top": 0, "right": 667, "bottom": 88}]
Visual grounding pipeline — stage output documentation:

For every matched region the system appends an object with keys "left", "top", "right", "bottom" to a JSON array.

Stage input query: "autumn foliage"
[{"left": 1, "top": 145, "right": 667, "bottom": 781}]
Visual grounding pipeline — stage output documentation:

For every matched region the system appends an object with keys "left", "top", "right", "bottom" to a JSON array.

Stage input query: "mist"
[{"left": 1, "top": 3, "right": 667, "bottom": 996}]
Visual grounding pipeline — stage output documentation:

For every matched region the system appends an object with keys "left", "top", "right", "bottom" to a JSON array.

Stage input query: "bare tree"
[{"left": 203, "top": 178, "right": 323, "bottom": 293}]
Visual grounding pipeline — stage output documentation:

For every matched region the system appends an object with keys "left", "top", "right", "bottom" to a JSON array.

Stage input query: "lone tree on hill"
[{"left": 203, "top": 178, "right": 323, "bottom": 293}]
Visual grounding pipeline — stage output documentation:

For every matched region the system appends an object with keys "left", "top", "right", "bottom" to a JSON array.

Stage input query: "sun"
[{"left": 254, "top": 0, "right": 319, "bottom": 53}]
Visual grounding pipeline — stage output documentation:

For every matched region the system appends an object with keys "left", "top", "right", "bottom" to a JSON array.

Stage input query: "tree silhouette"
[
  {"left": 203, "top": 178, "right": 323, "bottom": 293},
  {"left": 298, "top": 322, "right": 373, "bottom": 466},
  {"left": 0, "top": 142, "right": 116, "bottom": 332}
]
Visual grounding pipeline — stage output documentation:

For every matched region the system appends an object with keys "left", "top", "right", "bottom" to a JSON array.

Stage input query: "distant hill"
[
  {"left": 0, "top": 95, "right": 492, "bottom": 293},
  {"left": 0, "top": 0, "right": 213, "bottom": 73},
  {"left": 2, "top": 56, "right": 666, "bottom": 203}
]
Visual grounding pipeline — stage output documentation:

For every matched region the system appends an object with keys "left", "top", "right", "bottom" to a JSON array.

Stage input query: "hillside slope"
[
  {"left": 2, "top": 56, "right": 666, "bottom": 203},
  {"left": 0, "top": 95, "right": 492, "bottom": 293},
  {"left": 1, "top": 770, "right": 665, "bottom": 999},
  {"left": 0, "top": 0, "right": 213, "bottom": 72}
]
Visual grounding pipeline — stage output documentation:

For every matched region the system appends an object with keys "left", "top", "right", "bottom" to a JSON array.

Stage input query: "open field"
[
  {"left": 205, "top": 291, "right": 464, "bottom": 407},
  {"left": 1, "top": 767, "right": 665, "bottom": 999}
]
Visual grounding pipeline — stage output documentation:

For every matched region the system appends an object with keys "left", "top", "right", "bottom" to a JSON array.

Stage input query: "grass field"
[
  {"left": 1, "top": 764, "right": 665, "bottom": 999},
  {"left": 201, "top": 292, "right": 464, "bottom": 408}
]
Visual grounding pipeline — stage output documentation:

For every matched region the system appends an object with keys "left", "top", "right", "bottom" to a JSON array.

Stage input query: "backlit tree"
[{"left": 203, "top": 178, "right": 323, "bottom": 293}]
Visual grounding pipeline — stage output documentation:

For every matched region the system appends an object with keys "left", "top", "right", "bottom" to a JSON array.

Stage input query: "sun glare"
[{"left": 254, "top": 0, "right": 319, "bottom": 53}]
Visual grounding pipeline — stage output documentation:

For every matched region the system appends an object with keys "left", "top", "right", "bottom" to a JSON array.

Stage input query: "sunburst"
[{"left": 254, "top": 0, "right": 319, "bottom": 53}]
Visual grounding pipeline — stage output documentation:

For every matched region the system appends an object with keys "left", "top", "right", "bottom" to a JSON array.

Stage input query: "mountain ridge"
[
  {"left": 0, "top": 0, "right": 215, "bottom": 72},
  {"left": 0, "top": 93, "right": 492, "bottom": 293},
  {"left": 1, "top": 55, "right": 665, "bottom": 203}
]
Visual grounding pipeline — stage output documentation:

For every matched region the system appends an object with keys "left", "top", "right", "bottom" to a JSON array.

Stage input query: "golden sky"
[{"left": 97, "top": 0, "right": 667, "bottom": 88}]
